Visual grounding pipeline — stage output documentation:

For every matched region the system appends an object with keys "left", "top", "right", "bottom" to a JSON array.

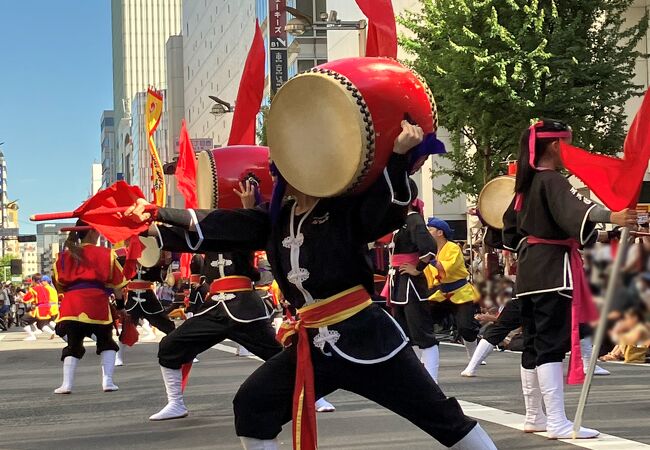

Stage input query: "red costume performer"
[{"left": 53, "top": 223, "right": 128, "bottom": 394}]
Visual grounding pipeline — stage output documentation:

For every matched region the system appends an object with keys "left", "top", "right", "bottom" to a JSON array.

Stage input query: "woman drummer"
[
  {"left": 53, "top": 221, "right": 128, "bottom": 394},
  {"left": 388, "top": 179, "right": 440, "bottom": 382},
  {"left": 126, "top": 121, "right": 496, "bottom": 450},
  {"left": 504, "top": 119, "right": 636, "bottom": 439}
]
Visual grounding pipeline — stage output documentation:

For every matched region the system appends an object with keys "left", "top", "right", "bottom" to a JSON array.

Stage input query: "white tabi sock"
[
  {"left": 537, "top": 362, "right": 599, "bottom": 439},
  {"left": 420, "top": 345, "right": 440, "bottom": 383},
  {"left": 461, "top": 339, "right": 494, "bottom": 377}
]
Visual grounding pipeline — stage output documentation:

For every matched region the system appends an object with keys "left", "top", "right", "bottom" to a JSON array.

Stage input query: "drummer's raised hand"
[
  {"left": 234, "top": 180, "right": 256, "bottom": 209},
  {"left": 393, "top": 120, "right": 424, "bottom": 155},
  {"left": 124, "top": 198, "right": 153, "bottom": 223}
]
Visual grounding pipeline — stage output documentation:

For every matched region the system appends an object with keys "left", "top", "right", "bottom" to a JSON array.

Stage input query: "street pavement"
[{"left": 1, "top": 327, "right": 649, "bottom": 450}]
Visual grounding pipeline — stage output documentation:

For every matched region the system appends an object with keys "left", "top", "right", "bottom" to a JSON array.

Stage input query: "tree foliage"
[{"left": 400, "top": 0, "right": 648, "bottom": 201}]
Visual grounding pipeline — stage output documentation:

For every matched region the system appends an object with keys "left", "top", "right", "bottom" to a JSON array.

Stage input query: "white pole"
[{"left": 572, "top": 227, "right": 630, "bottom": 437}]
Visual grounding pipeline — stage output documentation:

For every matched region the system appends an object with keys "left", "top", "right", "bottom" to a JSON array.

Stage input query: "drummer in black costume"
[
  {"left": 118, "top": 245, "right": 176, "bottom": 335},
  {"left": 146, "top": 184, "right": 282, "bottom": 421},
  {"left": 389, "top": 179, "right": 440, "bottom": 382},
  {"left": 185, "top": 255, "right": 209, "bottom": 318},
  {"left": 125, "top": 121, "right": 496, "bottom": 450},
  {"left": 502, "top": 119, "right": 636, "bottom": 439}
]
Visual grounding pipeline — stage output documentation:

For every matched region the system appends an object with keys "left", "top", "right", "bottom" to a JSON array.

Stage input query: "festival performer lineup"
[{"left": 5, "top": 1, "right": 650, "bottom": 450}]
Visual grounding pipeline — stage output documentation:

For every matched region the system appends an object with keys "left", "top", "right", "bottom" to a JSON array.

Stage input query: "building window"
[
  {"left": 186, "top": 22, "right": 189, "bottom": 35},
  {"left": 187, "top": 66, "right": 190, "bottom": 80}
]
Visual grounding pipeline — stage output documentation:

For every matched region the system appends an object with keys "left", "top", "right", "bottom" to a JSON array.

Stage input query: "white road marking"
[
  {"left": 212, "top": 340, "right": 650, "bottom": 449},
  {"left": 0, "top": 334, "right": 5, "bottom": 342},
  {"left": 458, "top": 400, "right": 650, "bottom": 449},
  {"left": 211, "top": 342, "right": 263, "bottom": 362},
  {"left": 440, "top": 341, "right": 650, "bottom": 368}
]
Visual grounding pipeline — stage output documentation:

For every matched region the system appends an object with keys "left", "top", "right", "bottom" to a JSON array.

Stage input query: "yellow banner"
[{"left": 145, "top": 87, "right": 166, "bottom": 206}]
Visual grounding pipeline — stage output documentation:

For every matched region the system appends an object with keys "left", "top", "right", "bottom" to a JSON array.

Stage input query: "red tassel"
[{"left": 181, "top": 363, "right": 192, "bottom": 392}]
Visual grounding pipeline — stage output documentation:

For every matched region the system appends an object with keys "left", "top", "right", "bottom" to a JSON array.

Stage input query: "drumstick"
[
  {"left": 30, "top": 205, "right": 157, "bottom": 222},
  {"left": 572, "top": 226, "right": 631, "bottom": 438},
  {"left": 631, "top": 230, "right": 650, "bottom": 237}
]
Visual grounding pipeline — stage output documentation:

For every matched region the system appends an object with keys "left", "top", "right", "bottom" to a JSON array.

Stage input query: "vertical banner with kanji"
[
  {"left": 268, "top": 0, "right": 287, "bottom": 94},
  {"left": 145, "top": 87, "right": 166, "bottom": 206}
]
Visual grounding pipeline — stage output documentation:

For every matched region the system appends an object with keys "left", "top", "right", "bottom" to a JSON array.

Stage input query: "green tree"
[
  {"left": 256, "top": 104, "right": 270, "bottom": 146},
  {"left": 400, "top": 0, "right": 648, "bottom": 201},
  {"left": 0, "top": 255, "right": 15, "bottom": 282}
]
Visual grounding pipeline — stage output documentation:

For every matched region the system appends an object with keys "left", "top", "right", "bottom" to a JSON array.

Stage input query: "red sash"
[
  {"left": 276, "top": 286, "right": 372, "bottom": 450},
  {"left": 209, "top": 276, "right": 252, "bottom": 294},
  {"left": 526, "top": 237, "right": 599, "bottom": 384},
  {"left": 380, "top": 252, "right": 420, "bottom": 301},
  {"left": 126, "top": 281, "right": 154, "bottom": 291}
]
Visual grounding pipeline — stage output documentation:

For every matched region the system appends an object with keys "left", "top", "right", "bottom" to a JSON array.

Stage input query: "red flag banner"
[
  {"left": 228, "top": 20, "right": 265, "bottom": 145},
  {"left": 355, "top": 0, "right": 397, "bottom": 58},
  {"left": 122, "top": 236, "right": 144, "bottom": 279},
  {"left": 560, "top": 89, "right": 650, "bottom": 211},
  {"left": 73, "top": 181, "right": 151, "bottom": 243},
  {"left": 176, "top": 120, "right": 198, "bottom": 208},
  {"left": 176, "top": 120, "right": 198, "bottom": 278}
]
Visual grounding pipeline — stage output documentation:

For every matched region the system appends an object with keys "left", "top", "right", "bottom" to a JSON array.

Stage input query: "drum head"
[
  {"left": 137, "top": 236, "right": 161, "bottom": 268},
  {"left": 268, "top": 73, "right": 367, "bottom": 197},
  {"left": 196, "top": 151, "right": 215, "bottom": 209},
  {"left": 477, "top": 176, "right": 516, "bottom": 229}
]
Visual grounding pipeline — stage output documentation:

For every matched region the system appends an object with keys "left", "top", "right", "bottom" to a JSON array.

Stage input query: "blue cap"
[
  {"left": 427, "top": 217, "right": 453, "bottom": 239},
  {"left": 41, "top": 275, "right": 52, "bottom": 283}
]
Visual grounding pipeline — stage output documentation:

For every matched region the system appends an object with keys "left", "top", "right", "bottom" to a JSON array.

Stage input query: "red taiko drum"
[
  {"left": 267, "top": 57, "right": 437, "bottom": 197},
  {"left": 195, "top": 145, "right": 273, "bottom": 209}
]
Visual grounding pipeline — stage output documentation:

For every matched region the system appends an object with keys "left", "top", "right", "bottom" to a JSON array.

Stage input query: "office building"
[
  {"left": 91, "top": 162, "right": 103, "bottom": 196},
  {"left": 36, "top": 223, "right": 69, "bottom": 274},
  {"left": 111, "top": 0, "right": 182, "bottom": 184},
  {"left": 20, "top": 242, "right": 38, "bottom": 278},
  {"left": 182, "top": 0, "right": 328, "bottom": 147},
  {"left": 0, "top": 151, "right": 19, "bottom": 257},
  {"left": 100, "top": 110, "right": 117, "bottom": 187}
]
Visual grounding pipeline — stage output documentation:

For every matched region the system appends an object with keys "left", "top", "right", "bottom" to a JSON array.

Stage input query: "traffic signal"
[{"left": 10, "top": 259, "right": 22, "bottom": 275}]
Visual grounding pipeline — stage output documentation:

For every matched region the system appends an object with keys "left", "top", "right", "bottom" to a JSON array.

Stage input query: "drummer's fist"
[
  {"left": 611, "top": 208, "right": 638, "bottom": 228},
  {"left": 124, "top": 198, "right": 153, "bottom": 223},
  {"left": 393, "top": 120, "right": 424, "bottom": 155}
]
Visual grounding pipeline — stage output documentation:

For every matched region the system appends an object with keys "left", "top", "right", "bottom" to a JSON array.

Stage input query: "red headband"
[{"left": 528, "top": 122, "right": 572, "bottom": 169}]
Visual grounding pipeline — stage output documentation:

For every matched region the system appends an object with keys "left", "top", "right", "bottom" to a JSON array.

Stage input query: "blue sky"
[{"left": 0, "top": 1, "right": 112, "bottom": 234}]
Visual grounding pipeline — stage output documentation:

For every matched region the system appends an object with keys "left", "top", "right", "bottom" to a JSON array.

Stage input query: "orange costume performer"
[
  {"left": 21, "top": 275, "right": 56, "bottom": 339},
  {"left": 53, "top": 225, "right": 128, "bottom": 394}
]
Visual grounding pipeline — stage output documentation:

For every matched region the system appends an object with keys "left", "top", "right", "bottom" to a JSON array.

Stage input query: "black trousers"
[
  {"left": 521, "top": 292, "right": 571, "bottom": 369},
  {"left": 483, "top": 298, "right": 522, "bottom": 346},
  {"left": 430, "top": 300, "right": 480, "bottom": 342},
  {"left": 233, "top": 345, "right": 476, "bottom": 447},
  {"left": 158, "top": 303, "right": 281, "bottom": 369},
  {"left": 128, "top": 307, "right": 176, "bottom": 335},
  {"left": 392, "top": 299, "right": 438, "bottom": 348},
  {"left": 56, "top": 320, "right": 118, "bottom": 360}
]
